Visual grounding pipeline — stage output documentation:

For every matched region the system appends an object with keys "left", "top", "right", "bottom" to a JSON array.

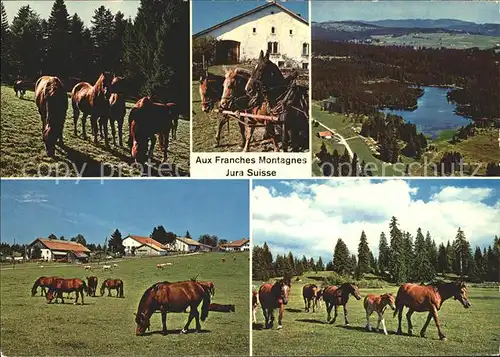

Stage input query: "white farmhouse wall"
[
  {"left": 200, "top": 6, "right": 309, "bottom": 66},
  {"left": 41, "top": 248, "right": 52, "bottom": 261},
  {"left": 122, "top": 237, "right": 144, "bottom": 255},
  {"left": 135, "top": 245, "right": 163, "bottom": 256}
]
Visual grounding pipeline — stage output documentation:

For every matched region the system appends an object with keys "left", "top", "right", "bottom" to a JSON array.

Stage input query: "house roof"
[
  {"left": 136, "top": 243, "right": 167, "bottom": 252},
  {"left": 34, "top": 238, "right": 90, "bottom": 253},
  {"left": 194, "top": 1, "right": 308, "bottom": 38},
  {"left": 126, "top": 235, "right": 165, "bottom": 250},
  {"left": 220, "top": 238, "right": 250, "bottom": 248},
  {"left": 318, "top": 131, "right": 334, "bottom": 138},
  {"left": 176, "top": 237, "right": 201, "bottom": 246}
]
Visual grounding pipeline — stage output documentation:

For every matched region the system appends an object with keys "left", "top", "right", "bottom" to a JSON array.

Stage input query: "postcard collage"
[{"left": 0, "top": 0, "right": 499, "bottom": 356}]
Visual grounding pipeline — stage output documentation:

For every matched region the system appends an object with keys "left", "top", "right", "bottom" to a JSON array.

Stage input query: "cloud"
[
  {"left": 14, "top": 192, "right": 48, "bottom": 204},
  {"left": 252, "top": 180, "right": 500, "bottom": 262}
]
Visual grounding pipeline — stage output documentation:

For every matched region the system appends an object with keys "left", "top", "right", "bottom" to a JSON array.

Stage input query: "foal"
[{"left": 364, "top": 293, "right": 396, "bottom": 335}]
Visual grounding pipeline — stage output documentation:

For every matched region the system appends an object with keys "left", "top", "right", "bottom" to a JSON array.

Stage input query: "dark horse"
[
  {"left": 14, "top": 79, "right": 28, "bottom": 98},
  {"left": 108, "top": 76, "right": 126, "bottom": 146},
  {"left": 35, "top": 76, "right": 68, "bottom": 157},
  {"left": 258, "top": 278, "right": 291, "bottom": 329},
  {"left": 166, "top": 102, "right": 179, "bottom": 141},
  {"left": 128, "top": 97, "right": 174, "bottom": 164},
  {"left": 135, "top": 281, "right": 211, "bottom": 336},
  {"left": 46, "top": 278, "right": 88, "bottom": 305},
  {"left": 323, "top": 283, "right": 361, "bottom": 326},
  {"left": 31, "top": 276, "right": 60, "bottom": 297},
  {"left": 394, "top": 281, "right": 471, "bottom": 340},
  {"left": 302, "top": 283, "right": 321, "bottom": 313},
  {"left": 71, "top": 72, "right": 114, "bottom": 144},
  {"left": 87, "top": 276, "right": 98, "bottom": 297},
  {"left": 245, "top": 50, "right": 309, "bottom": 152},
  {"left": 100, "top": 278, "right": 124, "bottom": 297}
]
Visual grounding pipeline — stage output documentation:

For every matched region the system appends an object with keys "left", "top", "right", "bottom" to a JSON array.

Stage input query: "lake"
[{"left": 381, "top": 86, "right": 472, "bottom": 139}]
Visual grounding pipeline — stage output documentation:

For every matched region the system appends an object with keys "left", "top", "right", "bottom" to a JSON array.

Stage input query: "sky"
[
  {"left": 312, "top": 1, "right": 500, "bottom": 24},
  {"left": 193, "top": 0, "right": 309, "bottom": 34},
  {"left": 0, "top": 179, "right": 249, "bottom": 245},
  {"left": 252, "top": 179, "right": 500, "bottom": 264},
  {"left": 3, "top": 1, "right": 140, "bottom": 27}
]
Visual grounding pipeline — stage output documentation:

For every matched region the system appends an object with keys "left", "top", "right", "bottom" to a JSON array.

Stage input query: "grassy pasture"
[
  {"left": 252, "top": 272, "right": 500, "bottom": 356},
  {"left": 371, "top": 33, "right": 500, "bottom": 50},
  {"left": 0, "top": 85, "right": 190, "bottom": 177},
  {"left": 0, "top": 252, "right": 249, "bottom": 356}
]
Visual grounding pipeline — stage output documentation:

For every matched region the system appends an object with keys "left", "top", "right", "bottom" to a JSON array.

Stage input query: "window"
[
  {"left": 271, "top": 27, "right": 275, "bottom": 34},
  {"left": 253, "top": 27, "right": 256, "bottom": 34},
  {"left": 290, "top": 29, "right": 293, "bottom": 35},
  {"left": 267, "top": 41, "right": 279, "bottom": 54},
  {"left": 302, "top": 63, "right": 309, "bottom": 70},
  {"left": 302, "top": 43, "right": 309, "bottom": 56}
]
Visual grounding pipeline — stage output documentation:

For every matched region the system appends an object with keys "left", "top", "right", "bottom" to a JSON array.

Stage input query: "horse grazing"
[
  {"left": 128, "top": 97, "right": 175, "bottom": 164},
  {"left": 108, "top": 76, "right": 126, "bottom": 146},
  {"left": 71, "top": 72, "right": 115, "bottom": 144},
  {"left": 258, "top": 278, "right": 291, "bottom": 330},
  {"left": 302, "top": 284, "right": 321, "bottom": 312},
  {"left": 209, "top": 303, "right": 235, "bottom": 312},
  {"left": 323, "top": 283, "right": 361, "bottom": 326},
  {"left": 134, "top": 281, "right": 211, "bottom": 336},
  {"left": 100, "top": 279, "right": 124, "bottom": 297},
  {"left": 196, "top": 281, "right": 215, "bottom": 297},
  {"left": 394, "top": 282, "right": 471, "bottom": 340},
  {"left": 252, "top": 290, "right": 259, "bottom": 323},
  {"left": 245, "top": 50, "right": 309, "bottom": 152},
  {"left": 31, "top": 276, "right": 59, "bottom": 297},
  {"left": 46, "top": 278, "right": 87, "bottom": 305},
  {"left": 34, "top": 76, "right": 68, "bottom": 157},
  {"left": 87, "top": 276, "right": 98, "bottom": 297},
  {"left": 156, "top": 263, "right": 166, "bottom": 270},
  {"left": 14, "top": 80, "right": 27, "bottom": 98},
  {"left": 364, "top": 293, "right": 396, "bottom": 335}
]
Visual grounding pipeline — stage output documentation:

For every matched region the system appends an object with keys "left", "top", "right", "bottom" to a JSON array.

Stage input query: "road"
[{"left": 315, "top": 120, "right": 355, "bottom": 159}]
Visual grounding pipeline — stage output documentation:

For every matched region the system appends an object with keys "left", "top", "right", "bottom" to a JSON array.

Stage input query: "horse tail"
[
  {"left": 31, "top": 278, "right": 41, "bottom": 295},
  {"left": 393, "top": 286, "right": 404, "bottom": 318},
  {"left": 127, "top": 107, "right": 138, "bottom": 148},
  {"left": 81, "top": 280, "right": 88, "bottom": 295},
  {"left": 200, "top": 288, "right": 211, "bottom": 322},
  {"left": 119, "top": 281, "right": 124, "bottom": 297}
]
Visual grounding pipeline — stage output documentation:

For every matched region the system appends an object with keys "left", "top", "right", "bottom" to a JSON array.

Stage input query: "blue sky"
[
  {"left": 252, "top": 179, "right": 500, "bottom": 264},
  {"left": 1, "top": 179, "right": 249, "bottom": 245},
  {"left": 3, "top": 1, "right": 140, "bottom": 27},
  {"left": 193, "top": 0, "right": 309, "bottom": 34},
  {"left": 312, "top": 1, "right": 500, "bottom": 24}
]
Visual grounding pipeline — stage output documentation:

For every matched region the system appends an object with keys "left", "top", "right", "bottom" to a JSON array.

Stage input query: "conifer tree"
[
  {"left": 356, "top": 230, "right": 371, "bottom": 277},
  {"left": 332, "top": 238, "right": 350, "bottom": 275},
  {"left": 378, "top": 232, "right": 390, "bottom": 273},
  {"left": 46, "top": 0, "right": 70, "bottom": 77}
]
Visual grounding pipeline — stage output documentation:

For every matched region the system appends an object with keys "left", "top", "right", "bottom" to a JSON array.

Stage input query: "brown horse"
[
  {"left": 252, "top": 290, "right": 259, "bottom": 323},
  {"left": 87, "top": 276, "right": 98, "bottom": 297},
  {"left": 14, "top": 79, "right": 27, "bottom": 98},
  {"left": 166, "top": 103, "right": 179, "bottom": 140},
  {"left": 46, "top": 278, "right": 87, "bottom": 305},
  {"left": 196, "top": 281, "right": 215, "bottom": 297},
  {"left": 100, "top": 279, "right": 124, "bottom": 297},
  {"left": 71, "top": 72, "right": 115, "bottom": 144},
  {"left": 364, "top": 293, "right": 396, "bottom": 335},
  {"left": 394, "top": 282, "right": 471, "bottom": 340},
  {"left": 323, "top": 283, "right": 362, "bottom": 326},
  {"left": 128, "top": 97, "right": 174, "bottom": 164},
  {"left": 135, "top": 281, "right": 211, "bottom": 336},
  {"left": 302, "top": 283, "right": 321, "bottom": 313},
  {"left": 245, "top": 50, "right": 309, "bottom": 152},
  {"left": 35, "top": 76, "right": 68, "bottom": 157},
  {"left": 108, "top": 76, "right": 126, "bottom": 146},
  {"left": 199, "top": 72, "right": 224, "bottom": 113},
  {"left": 208, "top": 303, "right": 235, "bottom": 312},
  {"left": 31, "top": 276, "right": 59, "bottom": 297},
  {"left": 258, "top": 278, "right": 291, "bottom": 330}
]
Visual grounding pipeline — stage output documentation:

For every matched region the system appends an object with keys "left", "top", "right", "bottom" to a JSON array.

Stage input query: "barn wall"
[{"left": 200, "top": 7, "right": 309, "bottom": 65}]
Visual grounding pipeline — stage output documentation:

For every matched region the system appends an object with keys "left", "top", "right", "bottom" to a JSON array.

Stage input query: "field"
[
  {"left": 0, "top": 252, "right": 249, "bottom": 356},
  {"left": 252, "top": 272, "right": 500, "bottom": 356},
  {"left": 0, "top": 85, "right": 190, "bottom": 177},
  {"left": 371, "top": 33, "right": 500, "bottom": 50}
]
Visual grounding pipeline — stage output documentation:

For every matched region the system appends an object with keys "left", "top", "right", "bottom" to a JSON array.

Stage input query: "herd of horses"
[
  {"left": 17, "top": 72, "right": 179, "bottom": 164},
  {"left": 198, "top": 50, "right": 309, "bottom": 152},
  {"left": 30, "top": 274, "right": 237, "bottom": 335},
  {"left": 253, "top": 279, "right": 470, "bottom": 341}
]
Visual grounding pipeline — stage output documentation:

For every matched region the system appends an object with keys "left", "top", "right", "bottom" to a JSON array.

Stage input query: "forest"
[
  {"left": 0, "top": 0, "right": 189, "bottom": 112},
  {"left": 253, "top": 216, "right": 500, "bottom": 285},
  {"left": 312, "top": 41, "right": 500, "bottom": 121}
]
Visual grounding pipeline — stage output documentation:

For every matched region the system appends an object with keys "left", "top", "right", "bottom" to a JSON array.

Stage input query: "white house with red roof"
[
  {"left": 122, "top": 235, "right": 168, "bottom": 256},
  {"left": 28, "top": 238, "right": 90, "bottom": 262},
  {"left": 219, "top": 238, "right": 250, "bottom": 252}
]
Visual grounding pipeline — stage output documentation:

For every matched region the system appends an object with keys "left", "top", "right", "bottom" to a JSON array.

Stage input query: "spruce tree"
[
  {"left": 46, "top": 0, "right": 70, "bottom": 77},
  {"left": 389, "top": 217, "right": 408, "bottom": 283},
  {"left": 378, "top": 232, "right": 390, "bottom": 273},
  {"left": 91, "top": 6, "right": 114, "bottom": 74},
  {"left": 316, "top": 256, "right": 325, "bottom": 271},
  {"left": 437, "top": 243, "right": 448, "bottom": 274},
  {"left": 1, "top": 1, "right": 11, "bottom": 80},
  {"left": 453, "top": 228, "right": 470, "bottom": 278},
  {"left": 357, "top": 230, "right": 371, "bottom": 277},
  {"left": 413, "top": 228, "right": 435, "bottom": 282},
  {"left": 332, "top": 238, "right": 350, "bottom": 275}
]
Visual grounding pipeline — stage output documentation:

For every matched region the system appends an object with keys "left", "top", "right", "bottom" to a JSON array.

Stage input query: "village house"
[
  {"left": 173, "top": 237, "right": 214, "bottom": 253},
  {"left": 194, "top": 1, "right": 309, "bottom": 69},
  {"left": 219, "top": 238, "right": 250, "bottom": 252},
  {"left": 317, "top": 131, "right": 334, "bottom": 139},
  {"left": 122, "top": 235, "right": 168, "bottom": 256},
  {"left": 28, "top": 238, "right": 90, "bottom": 262}
]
